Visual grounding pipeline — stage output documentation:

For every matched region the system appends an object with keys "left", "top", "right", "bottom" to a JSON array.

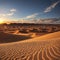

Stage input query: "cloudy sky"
[{"left": 0, "top": 0, "right": 60, "bottom": 23}]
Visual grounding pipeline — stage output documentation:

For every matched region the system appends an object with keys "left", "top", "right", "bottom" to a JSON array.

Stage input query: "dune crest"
[{"left": 20, "top": 31, "right": 60, "bottom": 43}]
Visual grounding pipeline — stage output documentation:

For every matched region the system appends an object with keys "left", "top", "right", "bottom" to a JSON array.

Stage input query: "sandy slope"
[
  {"left": 0, "top": 32, "right": 32, "bottom": 43},
  {"left": 0, "top": 31, "right": 60, "bottom": 60}
]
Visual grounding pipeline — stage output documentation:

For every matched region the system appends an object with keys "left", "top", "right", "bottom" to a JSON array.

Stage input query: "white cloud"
[
  {"left": 44, "top": 1, "right": 60, "bottom": 13},
  {"left": 0, "top": 13, "right": 14, "bottom": 17},
  {"left": 18, "top": 13, "right": 39, "bottom": 23},
  {"left": 0, "top": 14, "right": 6, "bottom": 17},
  {"left": 26, "top": 13, "right": 39, "bottom": 19},
  {"left": 7, "top": 12, "right": 14, "bottom": 16},
  {"left": 0, "top": 8, "right": 16, "bottom": 17},
  {"left": 10, "top": 8, "right": 16, "bottom": 12},
  {"left": 19, "top": 13, "right": 39, "bottom": 22}
]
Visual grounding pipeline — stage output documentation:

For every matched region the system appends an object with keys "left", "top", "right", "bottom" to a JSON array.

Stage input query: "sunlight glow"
[{"left": 0, "top": 18, "right": 5, "bottom": 24}]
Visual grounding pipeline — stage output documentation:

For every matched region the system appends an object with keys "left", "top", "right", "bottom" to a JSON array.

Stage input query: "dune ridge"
[{"left": 0, "top": 31, "right": 60, "bottom": 60}]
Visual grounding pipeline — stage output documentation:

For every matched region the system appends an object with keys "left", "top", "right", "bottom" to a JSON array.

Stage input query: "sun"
[{"left": 0, "top": 18, "right": 4, "bottom": 24}]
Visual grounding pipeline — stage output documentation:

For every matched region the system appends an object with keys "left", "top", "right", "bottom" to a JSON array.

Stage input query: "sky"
[{"left": 0, "top": 0, "right": 60, "bottom": 23}]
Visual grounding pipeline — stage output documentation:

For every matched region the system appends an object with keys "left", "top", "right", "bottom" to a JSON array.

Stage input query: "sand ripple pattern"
[{"left": 0, "top": 38, "right": 60, "bottom": 60}]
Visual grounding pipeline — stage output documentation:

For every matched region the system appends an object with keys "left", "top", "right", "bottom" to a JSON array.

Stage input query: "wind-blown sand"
[{"left": 0, "top": 31, "right": 60, "bottom": 60}]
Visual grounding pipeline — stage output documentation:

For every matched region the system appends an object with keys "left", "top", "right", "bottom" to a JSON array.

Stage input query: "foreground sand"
[{"left": 0, "top": 31, "right": 60, "bottom": 60}]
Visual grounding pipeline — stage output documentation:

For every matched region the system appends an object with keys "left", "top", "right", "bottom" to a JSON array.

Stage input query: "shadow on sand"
[{"left": 0, "top": 32, "right": 32, "bottom": 43}]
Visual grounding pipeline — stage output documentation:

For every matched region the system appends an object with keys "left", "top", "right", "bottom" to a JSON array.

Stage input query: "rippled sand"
[{"left": 0, "top": 31, "right": 60, "bottom": 60}]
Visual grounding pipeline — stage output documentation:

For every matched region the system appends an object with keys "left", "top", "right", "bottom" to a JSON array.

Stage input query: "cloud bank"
[{"left": 17, "top": 18, "right": 60, "bottom": 24}]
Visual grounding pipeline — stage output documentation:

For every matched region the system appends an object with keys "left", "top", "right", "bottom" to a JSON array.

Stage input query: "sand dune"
[
  {"left": 0, "top": 32, "right": 31, "bottom": 43},
  {"left": 0, "top": 31, "right": 60, "bottom": 60},
  {"left": 20, "top": 31, "right": 60, "bottom": 43}
]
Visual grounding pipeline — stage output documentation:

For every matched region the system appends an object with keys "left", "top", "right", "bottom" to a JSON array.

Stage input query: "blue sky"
[{"left": 0, "top": 0, "right": 60, "bottom": 23}]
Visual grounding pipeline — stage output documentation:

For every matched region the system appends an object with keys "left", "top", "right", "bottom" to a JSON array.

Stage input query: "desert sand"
[{"left": 0, "top": 31, "right": 60, "bottom": 60}]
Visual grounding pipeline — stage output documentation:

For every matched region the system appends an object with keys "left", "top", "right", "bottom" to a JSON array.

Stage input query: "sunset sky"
[{"left": 0, "top": 0, "right": 60, "bottom": 23}]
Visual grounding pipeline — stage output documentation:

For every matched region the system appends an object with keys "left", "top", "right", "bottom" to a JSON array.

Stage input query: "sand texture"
[{"left": 0, "top": 31, "right": 60, "bottom": 60}]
